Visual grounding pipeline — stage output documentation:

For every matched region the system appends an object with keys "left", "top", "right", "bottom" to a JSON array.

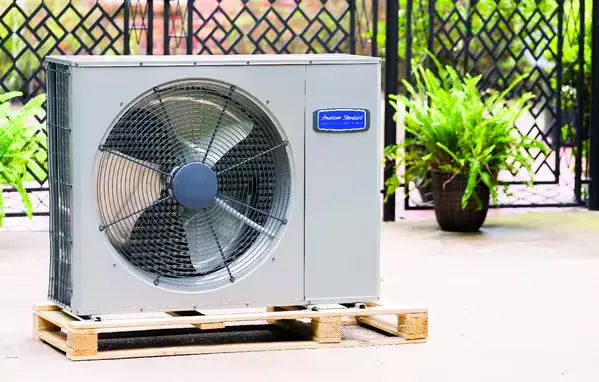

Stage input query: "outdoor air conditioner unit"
[{"left": 45, "top": 54, "right": 382, "bottom": 316}]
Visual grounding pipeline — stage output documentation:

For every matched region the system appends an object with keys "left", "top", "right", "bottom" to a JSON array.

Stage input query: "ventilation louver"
[{"left": 47, "top": 62, "right": 73, "bottom": 306}]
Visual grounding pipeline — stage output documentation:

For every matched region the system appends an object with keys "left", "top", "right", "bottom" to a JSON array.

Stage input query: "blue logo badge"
[{"left": 313, "top": 108, "right": 370, "bottom": 132}]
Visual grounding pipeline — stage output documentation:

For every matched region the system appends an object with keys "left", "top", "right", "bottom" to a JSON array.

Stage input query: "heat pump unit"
[{"left": 45, "top": 54, "right": 381, "bottom": 316}]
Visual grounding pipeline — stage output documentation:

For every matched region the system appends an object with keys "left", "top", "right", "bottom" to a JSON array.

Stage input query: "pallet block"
[{"left": 33, "top": 301, "right": 428, "bottom": 361}]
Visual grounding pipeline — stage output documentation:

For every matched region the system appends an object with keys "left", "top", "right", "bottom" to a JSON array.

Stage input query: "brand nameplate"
[{"left": 313, "top": 108, "right": 370, "bottom": 132}]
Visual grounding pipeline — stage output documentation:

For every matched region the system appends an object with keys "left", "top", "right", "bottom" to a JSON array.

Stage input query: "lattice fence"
[{"left": 0, "top": 0, "right": 377, "bottom": 216}]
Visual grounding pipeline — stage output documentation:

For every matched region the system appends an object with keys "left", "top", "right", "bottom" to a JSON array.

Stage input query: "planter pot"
[{"left": 430, "top": 170, "right": 490, "bottom": 232}]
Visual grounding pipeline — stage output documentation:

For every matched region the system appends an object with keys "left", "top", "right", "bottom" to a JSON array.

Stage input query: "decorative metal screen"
[
  {"left": 46, "top": 62, "right": 73, "bottom": 306},
  {"left": 399, "top": 0, "right": 590, "bottom": 209},
  {"left": 0, "top": 0, "right": 375, "bottom": 218}
]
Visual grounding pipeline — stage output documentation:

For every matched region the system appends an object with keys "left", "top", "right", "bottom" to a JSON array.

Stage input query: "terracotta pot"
[{"left": 430, "top": 170, "right": 490, "bottom": 232}]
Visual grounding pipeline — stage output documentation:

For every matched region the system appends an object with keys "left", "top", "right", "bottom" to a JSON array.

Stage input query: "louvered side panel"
[{"left": 46, "top": 62, "right": 73, "bottom": 308}]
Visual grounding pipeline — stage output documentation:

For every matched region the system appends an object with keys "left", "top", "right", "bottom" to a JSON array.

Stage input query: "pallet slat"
[
  {"left": 67, "top": 305, "right": 427, "bottom": 330},
  {"left": 38, "top": 310, "right": 78, "bottom": 330},
  {"left": 37, "top": 330, "right": 69, "bottom": 353},
  {"left": 166, "top": 311, "right": 225, "bottom": 330},
  {"left": 67, "top": 337, "right": 424, "bottom": 361},
  {"left": 356, "top": 316, "right": 401, "bottom": 336}
]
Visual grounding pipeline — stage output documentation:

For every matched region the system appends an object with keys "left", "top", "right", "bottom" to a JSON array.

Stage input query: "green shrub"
[{"left": 0, "top": 91, "right": 46, "bottom": 225}]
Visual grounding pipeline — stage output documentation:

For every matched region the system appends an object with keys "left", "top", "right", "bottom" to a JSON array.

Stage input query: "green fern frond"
[{"left": 0, "top": 92, "right": 46, "bottom": 225}]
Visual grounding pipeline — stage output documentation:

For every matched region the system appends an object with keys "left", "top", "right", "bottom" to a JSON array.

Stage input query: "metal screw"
[
  {"left": 119, "top": 102, "right": 123, "bottom": 107},
  {"left": 272, "top": 257, "right": 275, "bottom": 262},
  {"left": 266, "top": 100, "right": 270, "bottom": 104},
  {"left": 112, "top": 263, "right": 116, "bottom": 268}
]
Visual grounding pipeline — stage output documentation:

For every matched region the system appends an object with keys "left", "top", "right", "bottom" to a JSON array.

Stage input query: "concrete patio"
[{"left": 1, "top": 209, "right": 598, "bottom": 381}]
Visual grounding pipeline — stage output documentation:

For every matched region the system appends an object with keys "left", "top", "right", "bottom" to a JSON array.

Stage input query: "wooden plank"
[
  {"left": 37, "top": 310, "right": 78, "bottom": 331},
  {"left": 166, "top": 311, "right": 225, "bottom": 330},
  {"left": 356, "top": 316, "right": 401, "bottom": 337},
  {"left": 70, "top": 306, "right": 428, "bottom": 330},
  {"left": 398, "top": 312, "right": 428, "bottom": 340},
  {"left": 67, "top": 332, "right": 98, "bottom": 357},
  {"left": 38, "top": 330, "right": 69, "bottom": 353},
  {"left": 269, "top": 306, "right": 357, "bottom": 326},
  {"left": 33, "top": 303, "right": 62, "bottom": 312},
  {"left": 266, "top": 306, "right": 303, "bottom": 312},
  {"left": 33, "top": 313, "right": 61, "bottom": 340},
  {"left": 342, "top": 317, "right": 358, "bottom": 326},
  {"left": 311, "top": 317, "right": 342, "bottom": 343},
  {"left": 268, "top": 313, "right": 342, "bottom": 344},
  {"left": 359, "top": 312, "right": 428, "bottom": 340},
  {"left": 67, "top": 337, "right": 424, "bottom": 361}
]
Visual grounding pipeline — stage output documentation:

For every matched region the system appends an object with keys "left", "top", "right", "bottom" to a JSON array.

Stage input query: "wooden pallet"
[{"left": 33, "top": 301, "right": 427, "bottom": 361}]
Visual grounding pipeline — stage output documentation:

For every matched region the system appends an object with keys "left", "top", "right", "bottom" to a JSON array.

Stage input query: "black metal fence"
[
  {"left": 0, "top": 0, "right": 378, "bottom": 216},
  {"left": 1, "top": 0, "right": 596, "bottom": 220},
  {"left": 383, "top": 0, "right": 594, "bottom": 220}
]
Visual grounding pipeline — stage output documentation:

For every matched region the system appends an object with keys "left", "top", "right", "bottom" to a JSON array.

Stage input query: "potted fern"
[
  {"left": 0, "top": 91, "right": 46, "bottom": 225},
  {"left": 384, "top": 57, "right": 546, "bottom": 232}
]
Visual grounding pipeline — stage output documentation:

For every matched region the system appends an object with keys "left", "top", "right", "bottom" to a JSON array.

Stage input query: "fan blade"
[
  {"left": 103, "top": 106, "right": 181, "bottom": 170},
  {"left": 181, "top": 207, "right": 244, "bottom": 273},
  {"left": 199, "top": 118, "right": 254, "bottom": 167},
  {"left": 213, "top": 197, "right": 276, "bottom": 239},
  {"left": 126, "top": 198, "right": 196, "bottom": 277},
  {"left": 97, "top": 151, "right": 162, "bottom": 248},
  {"left": 157, "top": 97, "right": 254, "bottom": 166}
]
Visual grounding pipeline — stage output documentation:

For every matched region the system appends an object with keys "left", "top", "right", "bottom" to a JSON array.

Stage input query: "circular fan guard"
[{"left": 96, "top": 79, "right": 291, "bottom": 289}]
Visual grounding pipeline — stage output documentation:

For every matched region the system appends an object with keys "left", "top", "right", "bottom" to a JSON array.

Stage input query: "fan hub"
[{"left": 170, "top": 162, "right": 218, "bottom": 209}]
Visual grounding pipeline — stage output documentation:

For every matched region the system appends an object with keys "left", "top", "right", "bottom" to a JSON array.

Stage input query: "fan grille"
[{"left": 96, "top": 79, "right": 291, "bottom": 288}]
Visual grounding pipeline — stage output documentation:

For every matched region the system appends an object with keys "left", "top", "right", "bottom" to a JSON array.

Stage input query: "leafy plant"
[
  {"left": 0, "top": 91, "right": 46, "bottom": 225},
  {"left": 384, "top": 54, "right": 547, "bottom": 209}
]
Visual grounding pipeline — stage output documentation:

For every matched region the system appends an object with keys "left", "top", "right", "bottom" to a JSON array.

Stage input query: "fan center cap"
[{"left": 171, "top": 162, "right": 218, "bottom": 209}]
